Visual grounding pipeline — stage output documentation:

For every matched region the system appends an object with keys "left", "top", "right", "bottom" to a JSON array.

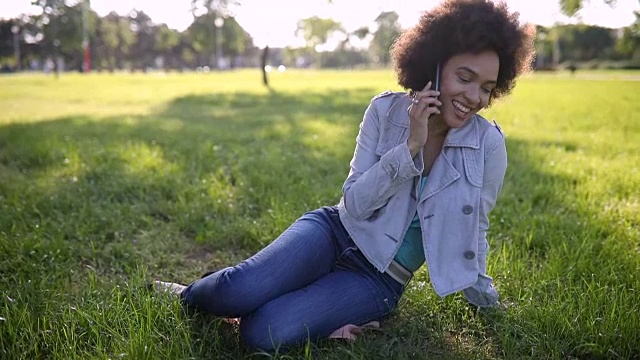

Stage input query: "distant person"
[{"left": 155, "top": 0, "right": 535, "bottom": 352}]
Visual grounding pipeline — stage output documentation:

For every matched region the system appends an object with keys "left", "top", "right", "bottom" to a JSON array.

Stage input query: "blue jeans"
[{"left": 180, "top": 206, "right": 404, "bottom": 351}]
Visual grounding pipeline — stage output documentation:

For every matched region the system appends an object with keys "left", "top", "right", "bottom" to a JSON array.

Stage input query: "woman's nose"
[{"left": 463, "top": 86, "right": 481, "bottom": 107}]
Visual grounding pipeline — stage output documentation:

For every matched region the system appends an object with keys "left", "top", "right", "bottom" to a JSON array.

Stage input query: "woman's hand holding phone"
[{"left": 407, "top": 81, "right": 441, "bottom": 157}]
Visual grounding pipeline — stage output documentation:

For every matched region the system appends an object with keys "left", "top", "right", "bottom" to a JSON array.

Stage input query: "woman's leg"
[
  {"left": 239, "top": 265, "right": 401, "bottom": 352},
  {"left": 180, "top": 208, "right": 341, "bottom": 317}
]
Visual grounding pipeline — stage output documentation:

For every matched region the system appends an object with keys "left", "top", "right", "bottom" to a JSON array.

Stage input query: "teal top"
[{"left": 393, "top": 177, "right": 428, "bottom": 272}]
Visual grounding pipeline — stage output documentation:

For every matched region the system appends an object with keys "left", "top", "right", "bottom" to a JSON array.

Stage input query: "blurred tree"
[
  {"left": 190, "top": 0, "right": 239, "bottom": 17},
  {"left": 329, "top": 26, "right": 370, "bottom": 69},
  {"left": 534, "top": 25, "right": 553, "bottom": 69},
  {"left": 220, "top": 17, "right": 253, "bottom": 64},
  {"left": 573, "top": 25, "right": 617, "bottom": 60},
  {"left": 31, "top": 1, "right": 97, "bottom": 73},
  {"left": 615, "top": 11, "right": 640, "bottom": 59},
  {"left": 154, "top": 24, "right": 180, "bottom": 69},
  {"left": 0, "top": 19, "right": 23, "bottom": 69},
  {"left": 550, "top": 24, "right": 616, "bottom": 62},
  {"left": 31, "top": 0, "right": 63, "bottom": 74},
  {"left": 352, "top": 26, "right": 370, "bottom": 40},
  {"left": 281, "top": 46, "right": 314, "bottom": 67},
  {"left": 369, "top": 11, "right": 401, "bottom": 65},
  {"left": 3, "top": 15, "right": 47, "bottom": 70},
  {"left": 187, "top": 12, "right": 220, "bottom": 66},
  {"left": 31, "top": 1, "right": 88, "bottom": 71},
  {"left": 187, "top": 12, "right": 251, "bottom": 68},
  {"left": 295, "top": 16, "right": 344, "bottom": 50},
  {"left": 319, "top": 48, "right": 368, "bottom": 68},
  {"left": 555, "top": 0, "right": 618, "bottom": 67},
  {"left": 0, "top": 16, "right": 47, "bottom": 70},
  {"left": 190, "top": 0, "right": 231, "bottom": 67},
  {"left": 559, "top": 0, "right": 617, "bottom": 16},
  {"left": 129, "top": 11, "right": 157, "bottom": 70},
  {"left": 190, "top": 0, "right": 268, "bottom": 84},
  {"left": 96, "top": 12, "right": 135, "bottom": 71},
  {"left": 335, "top": 26, "right": 369, "bottom": 51}
]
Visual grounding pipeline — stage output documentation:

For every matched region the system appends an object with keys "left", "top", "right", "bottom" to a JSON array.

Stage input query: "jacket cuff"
[
  {"left": 462, "top": 273, "right": 500, "bottom": 307},
  {"left": 381, "top": 143, "right": 422, "bottom": 181}
]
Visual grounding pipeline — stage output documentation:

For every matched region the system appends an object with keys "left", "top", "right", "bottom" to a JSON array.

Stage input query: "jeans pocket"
[
  {"left": 337, "top": 245, "right": 358, "bottom": 260},
  {"left": 335, "top": 245, "right": 359, "bottom": 271}
]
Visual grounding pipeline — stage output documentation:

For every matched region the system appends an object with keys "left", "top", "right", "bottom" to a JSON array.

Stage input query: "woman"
[{"left": 155, "top": 0, "right": 535, "bottom": 351}]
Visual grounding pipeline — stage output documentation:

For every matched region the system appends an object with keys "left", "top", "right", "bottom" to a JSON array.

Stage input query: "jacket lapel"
[
  {"left": 423, "top": 151, "right": 460, "bottom": 200},
  {"left": 423, "top": 116, "right": 480, "bottom": 200}
]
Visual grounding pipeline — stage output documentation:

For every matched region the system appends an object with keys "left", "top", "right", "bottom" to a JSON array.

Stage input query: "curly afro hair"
[{"left": 391, "top": 0, "right": 535, "bottom": 101}]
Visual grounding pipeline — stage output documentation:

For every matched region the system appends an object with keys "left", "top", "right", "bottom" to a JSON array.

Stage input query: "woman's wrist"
[{"left": 407, "top": 140, "right": 423, "bottom": 158}]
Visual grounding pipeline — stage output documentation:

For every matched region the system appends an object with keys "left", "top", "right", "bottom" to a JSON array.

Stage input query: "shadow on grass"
[{"left": 1, "top": 89, "right": 638, "bottom": 359}]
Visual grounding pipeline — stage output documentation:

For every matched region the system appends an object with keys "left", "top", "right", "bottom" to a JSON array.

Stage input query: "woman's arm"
[{"left": 341, "top": 96, "right": 422, "bottom": 221}]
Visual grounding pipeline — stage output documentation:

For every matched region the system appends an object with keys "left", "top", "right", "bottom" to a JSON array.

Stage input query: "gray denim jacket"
[{"left": 337, "top": 91, "right": 507, "bottom": 307}]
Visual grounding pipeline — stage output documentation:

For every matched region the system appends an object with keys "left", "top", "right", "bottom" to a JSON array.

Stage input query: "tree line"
[
  {"left": 0, "top": 1, "right": 257, "bottom": 72},
  {"left": 1, "top": 1, "right": 639, "bottom": 73},
  {"left": 535, "top": 11, "right": 640, "bottom": 70}
]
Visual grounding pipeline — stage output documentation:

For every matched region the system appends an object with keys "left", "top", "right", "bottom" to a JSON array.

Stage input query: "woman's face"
[{"left": 437, "top": 51, "right": 499, "bottom": 128}]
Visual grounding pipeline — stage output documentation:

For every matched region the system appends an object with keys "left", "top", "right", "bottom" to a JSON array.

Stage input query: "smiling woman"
[{"left": 154, "top": 0, "right": 536, "bottom": 353}]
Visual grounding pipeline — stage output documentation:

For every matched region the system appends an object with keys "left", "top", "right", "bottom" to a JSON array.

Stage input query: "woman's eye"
[
  {"left": 481, "top": 88, "right": 492, "bottom": 94},
  {"left": 458, "top": 76, "right": 470, "bottom": 83}
]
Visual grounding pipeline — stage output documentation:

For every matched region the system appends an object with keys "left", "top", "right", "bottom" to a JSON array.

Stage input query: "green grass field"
[{"left": 1, "top": 70, "right": 639, "bottom": 359}]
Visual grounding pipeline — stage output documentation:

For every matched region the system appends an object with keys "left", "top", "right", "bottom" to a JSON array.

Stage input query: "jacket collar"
[{"left": 444, "top": 115, "right": 480, "bottom": 149}]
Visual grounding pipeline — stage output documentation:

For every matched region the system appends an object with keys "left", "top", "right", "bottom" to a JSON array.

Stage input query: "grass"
[{"left": 0, "top": 69, "right": 639, "bottom": 359}]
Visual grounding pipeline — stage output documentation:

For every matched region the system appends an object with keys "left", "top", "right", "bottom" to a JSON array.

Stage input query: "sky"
[{"left": 2, "top": 0, "right": 639, "bottom": 48}]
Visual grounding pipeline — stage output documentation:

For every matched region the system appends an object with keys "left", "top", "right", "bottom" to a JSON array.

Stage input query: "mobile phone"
[{"left": 434, "top": 62, "right": 441, "bottom": 92}]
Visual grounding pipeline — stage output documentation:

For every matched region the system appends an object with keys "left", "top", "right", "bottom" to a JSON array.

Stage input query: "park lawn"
[{"left": 0, "top": 70, "right": 638, "bottom": 359}]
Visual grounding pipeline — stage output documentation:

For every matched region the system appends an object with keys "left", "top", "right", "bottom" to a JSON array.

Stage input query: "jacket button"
[
  {"left": 464, "top": 251, "right": 475, "bottom": 259},
  {"left": 462, "top": 205, "right": 473, "bottom": 215}
]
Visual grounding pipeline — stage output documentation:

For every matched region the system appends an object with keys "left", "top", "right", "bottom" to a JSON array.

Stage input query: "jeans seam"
[
  {"left": 360, "top": 269, "right": 396, "bottom": 318},
  {"left": 335, "top": 238, "right": 400, "bottom": 317},
  {"left": 378, "top": 272, "right": 404, "bottom": 300}
]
